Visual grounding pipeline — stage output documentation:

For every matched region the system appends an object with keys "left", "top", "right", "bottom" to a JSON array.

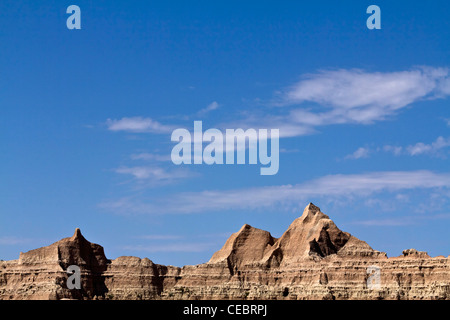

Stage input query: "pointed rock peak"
[
  {"left": 300, "top": 203, "right": 328, "bottom": 222},
  {"left": 239, "top": 224, "right": 252, "bottom": 231},
  {"left": 235, "top": 224, "right": 272, "bottom": 239},
  {"left": 208, "top": 223, "right": 275, "bottom": 266},
  {"left": 70, "top": 228, "right": 86, "bottom": 241},
  {"left": 303, "top": 203, "right": 321, "bottom": 215}
]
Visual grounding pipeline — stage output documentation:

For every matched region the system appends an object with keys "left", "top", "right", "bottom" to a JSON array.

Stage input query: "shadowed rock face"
[
  {"left": 18, "top": 228, "right": 107, "bottom": 268},
  {"left": 5, "top": 228, "right": 110, "bottom": 299},
  {"left": 208, "top": 203, "right": 386, "bottom": 269},
  {"left": 1, "top": 203, "right": 449, "bottom": 300},
  {"left": 266, "top": 203, "right": 354, "bottom": 264},
  {"left": 208, "top": 224, "right": 276, "bottom": 268},
  {"left": 19, "top": 228, "right": 108, "bottom": 270}
]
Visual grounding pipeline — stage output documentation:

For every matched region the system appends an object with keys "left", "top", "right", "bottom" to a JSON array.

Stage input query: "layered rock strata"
[{"left": 1, "top": 203, "right": 449, "bottom": 300}]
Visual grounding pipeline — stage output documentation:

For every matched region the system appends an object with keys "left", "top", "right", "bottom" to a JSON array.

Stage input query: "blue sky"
[{"left": 1, "top": 1, "right": 450, "bottom": 266}]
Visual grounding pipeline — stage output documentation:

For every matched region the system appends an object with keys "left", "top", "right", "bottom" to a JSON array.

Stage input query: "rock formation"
[
  {"left": 1, "top": 203, "right": 449, "bottom": 300},
  {"left": 0, "top": 228, "right": 109, "bottom": 299}
]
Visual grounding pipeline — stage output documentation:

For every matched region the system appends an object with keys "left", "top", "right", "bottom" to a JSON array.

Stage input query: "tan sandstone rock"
[{"left": 1, "top": 203, "right": 449, "bottom": 300}]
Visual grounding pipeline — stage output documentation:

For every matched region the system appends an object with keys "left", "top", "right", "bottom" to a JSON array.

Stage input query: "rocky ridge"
[{"left": 1, "top": 203, "right": 449, "bottom": 300}]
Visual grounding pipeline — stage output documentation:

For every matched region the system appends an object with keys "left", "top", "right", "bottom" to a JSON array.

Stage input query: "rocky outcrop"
[
  {"left": 102, "top": 256, "right": 180, "bottom": 300},
  {"left": 1, "top": 203, "right": 449, "bottom": 300},
  {"left": 0, "top": 228, "right": 109, "bottom": 299},
  {"left": 208, "top": 203, "right": 386, "bottom": 270},
  {"left": 265, "top": 203, "right": 386, "bottom": 266},
  {"left": 401, "top": 248, "right": 430, "bottom": 259},
  {"left": 208, "top": 224, "right": 276, "bottom": 267}
]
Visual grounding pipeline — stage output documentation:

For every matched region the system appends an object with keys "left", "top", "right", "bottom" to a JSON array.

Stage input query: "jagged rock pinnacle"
[
  {"left": 302, "top": 203, "right": 321, "bottom": 217},
  {"left": 70, "top": 228, "right": 85, "bottom": 241}
]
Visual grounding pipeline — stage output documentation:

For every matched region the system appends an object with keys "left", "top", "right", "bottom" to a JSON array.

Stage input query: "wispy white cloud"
[
  {"left": 0, "top": 236, "right": 33, "bottom": 245},
  {"left": 282, "top": 67, "right": 449, "bottom": 110},
  {"left": 122, "top": 231, "right": 229, "bottom": 253},
  {"left": 406, "top": 136, "right": 450, "bottom": 156},
  {"left": 444, "top": 118, "right": 450, "bottom": 126},
  {"left": 350, "top": 213, "right": 450, "bottom": 227},
  {"left": 345, "top": 147, "right": 370, "bottom": 160},
  {"left": 120, "top": 243, "right": 216, "bottom": 253},
  {"left": 234, "top": 67, "right": 450, "bottom": 138},
  {"left": 133, "top": 232, "right": 231, "bottom": 241},
  {"left": 130, "top": 153, "right": 172, "bottom": 162},
  {"left": 383, "top": 136, "right": 450, "bottom": 157},
  {"left": 100, "top": 170, "right": 450, "bottom": 215},
  {"left": 383, "top": 145, "right": 403, "bottom": 156},
  {"left": 106, "top": 68, "right": 450, "bottom": 139},
  {"left": 222, "top": 114, "right": 314, "bottom": 138},
  {"left": 135, "top": 234, "right": 183, "bottom": 240},
  {"left": 106, "top": 117, "right": 175, "bottom": 134},
  {"left": 350, "top": 217, "right": 417, "bottom": 227},
  {"left": 197, "top": 101, "right": 220, "bottom": 116},
  {"left": 114, "top": 166, "right": 193, "bottom": 184},
  {"left": 134, "top": 232, "right": 231, "bottom": 241},
  {"left": 348, "top": 137, "right": 450, "bottom": 159}
]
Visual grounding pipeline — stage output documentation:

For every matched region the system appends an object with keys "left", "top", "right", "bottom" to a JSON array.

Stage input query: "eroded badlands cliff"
[{"left": 1, "top": 203, "right": 449, "bottom": 300}]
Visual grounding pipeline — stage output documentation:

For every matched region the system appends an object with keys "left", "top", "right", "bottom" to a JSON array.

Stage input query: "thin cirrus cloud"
[
  {"left": 347, "top": 136, "right": 450, "bottom": 159},
  {"left": 100, "top": 170, "right": 450, "bottom": 215},
  {"left": 125, "top": 232, "right": 231, "bottom": 253},
  {"left": 120, "top": 243, "right": 215, "bottom": 253},
  {"left": 349, "top": 217, "right": 417, "bottom": 227},
  {"left": 445, "top": 118, "right": 450, "bottom": 126},
  {"left": 106, "top": 102, "right": 219, "bottom": 135},
  {"left": 135, "top": 234, "right": 183, "bottom": 240},
  {"left": 105, "top": 68, "right": 450, "bottom": 139},
  {"left": 114, "top": 166, "right": 193, "bottom": 183},
  {"left": 130, "top": 153, "right": 172, "bottom": 162},
  {"left": 130, "top": 152, "right": 216, "bottom": 166},
  {"left": 106, "top": 117, "right": 175, "bottom": 134},
  {"left": 197, "top": 101, "right": 220, "bottom": 116},
  {"left": 0, "top": 236, "right": 34, "bottom": 245},
  {"left": 344, "top": 147, "right": 370, "bottom": 160},
  {"left": 405, "top": 136, "right": 450, "bottom": 156},
  {"left": 282, "top": 67, "right": 449, "bottom": 110},
  {"left": 350, "top": 213, "right": 450, "bottom": 227},
  {"left": 241, "top": 67, "right": 450, "bottom": 138}
]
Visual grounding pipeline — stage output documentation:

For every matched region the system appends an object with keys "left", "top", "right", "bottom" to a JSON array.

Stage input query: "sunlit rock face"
[{"left": 1, "top": 204, "right": 449, "bottom": 300}]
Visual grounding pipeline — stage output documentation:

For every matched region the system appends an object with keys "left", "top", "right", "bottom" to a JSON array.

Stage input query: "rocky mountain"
[{"left": 1, "top": 203, "right": 449, "bottom": 300}]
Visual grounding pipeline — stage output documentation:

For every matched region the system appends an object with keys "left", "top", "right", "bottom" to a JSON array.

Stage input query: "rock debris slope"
[{"left": 1, "top": 203, "right": 449, "bottom": 300}]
